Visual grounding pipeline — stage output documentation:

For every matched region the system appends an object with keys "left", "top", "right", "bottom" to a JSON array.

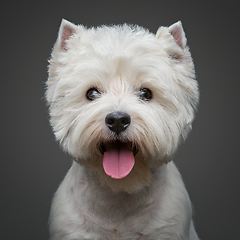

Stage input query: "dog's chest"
[{"left": 83, "top": 219, "right": 152, "bottom": 240}]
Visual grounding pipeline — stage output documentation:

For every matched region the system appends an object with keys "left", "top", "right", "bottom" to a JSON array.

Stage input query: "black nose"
[{"left": 105, "top": 111, "right": 131, "bottom": 134}]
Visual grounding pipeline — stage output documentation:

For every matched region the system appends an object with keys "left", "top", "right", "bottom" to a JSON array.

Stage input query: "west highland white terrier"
[{"left": 46, "top": 19, "right": 200, "bottom": 240}]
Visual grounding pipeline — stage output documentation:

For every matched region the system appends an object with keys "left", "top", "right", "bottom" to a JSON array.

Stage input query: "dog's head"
[{"left": 46, "top": 20, "right": 199, "bottom": 192}]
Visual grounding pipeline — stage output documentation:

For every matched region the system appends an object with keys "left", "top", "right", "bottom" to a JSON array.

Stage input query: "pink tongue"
[{"left": 103, "top": 142, "right": 135, "bottom": 179}]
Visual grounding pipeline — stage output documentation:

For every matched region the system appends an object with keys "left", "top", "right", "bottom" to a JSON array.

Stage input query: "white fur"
[{"left": 46, "top": 19, "right": 199, "bottom": 240}]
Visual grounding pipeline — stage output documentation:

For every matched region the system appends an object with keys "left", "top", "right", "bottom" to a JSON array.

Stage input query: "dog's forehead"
[
  {"left": 75, "top": 28, "right": 169, "bottom": 86},
  {"left": 79, "top": 25, "right": 163, "bottom": 58}
]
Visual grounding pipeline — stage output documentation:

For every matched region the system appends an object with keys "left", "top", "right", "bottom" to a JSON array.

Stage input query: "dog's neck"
[{"left": 67, "top": 161, "right": 167, "bottom": 222}]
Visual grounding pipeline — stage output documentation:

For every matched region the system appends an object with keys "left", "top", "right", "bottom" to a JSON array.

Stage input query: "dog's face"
[{"left": 46, "top": 20, "right": 199, "bottom": 192}]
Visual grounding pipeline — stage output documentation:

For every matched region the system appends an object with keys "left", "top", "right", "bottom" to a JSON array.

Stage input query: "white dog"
[{"left": 46, "top": 19, "right": 199, "bottom": 240}]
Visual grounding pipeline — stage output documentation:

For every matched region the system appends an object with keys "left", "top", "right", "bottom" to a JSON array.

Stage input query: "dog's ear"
[
  {"left": 168, "top": 21, "right": 187, "bottom": 49},
  {"left": 46, "top": 20, "right": 79, "bottom": 104},
  {"left": 55, "top": 19, "right": 77, "bottom": 51},
  {"left": 156, "top": 21, "right": 188, "bottom": 60},
  {"left": 156, "top": 21, "right": 187, "bottom": 49}
]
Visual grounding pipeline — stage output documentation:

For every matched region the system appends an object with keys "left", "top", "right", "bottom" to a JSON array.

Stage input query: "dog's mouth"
[{"left": 99, "top": 141, "right": 138, "bottom": 179}]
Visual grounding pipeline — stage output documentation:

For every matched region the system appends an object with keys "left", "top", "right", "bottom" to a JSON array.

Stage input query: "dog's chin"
[
  {"left": 76, "top": 140, "right": 152, "bottom": 193},
  {"left": 99, "top": 155, "right": 152, "bottom": 193}
]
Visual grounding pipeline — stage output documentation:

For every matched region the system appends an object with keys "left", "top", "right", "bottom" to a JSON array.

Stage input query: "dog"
[{"left": 46, "top": 19, "right": 200, "bottom": 240}]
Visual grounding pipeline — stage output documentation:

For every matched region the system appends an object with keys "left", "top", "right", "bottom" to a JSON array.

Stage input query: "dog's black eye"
[
  {"left": 86, "top": 88, "right": 101, "bottom": 101},
  {"left": 139, "top": 88, "right": 152, "bottom": 101}
]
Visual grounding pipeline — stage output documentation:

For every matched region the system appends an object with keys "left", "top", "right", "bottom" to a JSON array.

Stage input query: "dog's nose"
[{"left": 105, "top": 111, "right": 131, "bottom": 134}]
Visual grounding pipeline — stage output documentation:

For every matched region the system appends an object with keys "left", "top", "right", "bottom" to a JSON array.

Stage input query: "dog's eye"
[
  {"left": 86, "top": 88, "right": 101, "bottom": 101},
  {"left": 139, "top": 88, "right": 152, "bottom": 101}
]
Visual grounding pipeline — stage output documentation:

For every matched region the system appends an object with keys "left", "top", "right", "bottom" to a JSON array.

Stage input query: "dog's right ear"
[
  {"left": 55, "top": 19, "right": 78, "bottom": 51},
  {"left": 46, "top": 20, "right": 79, "bottom": 104}
]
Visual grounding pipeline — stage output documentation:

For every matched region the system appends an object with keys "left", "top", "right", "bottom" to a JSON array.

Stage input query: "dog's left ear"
[
  {"left": 156, "top": 21, "right": 187, "bottom": 49},
  {"left": 168, "top": 21, "right": 187, "bottom": 49}
]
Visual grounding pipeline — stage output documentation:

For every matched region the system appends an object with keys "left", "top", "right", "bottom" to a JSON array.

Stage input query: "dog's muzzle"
[{"left": 98, "top": 111, "right": 138, "bottom": 179}]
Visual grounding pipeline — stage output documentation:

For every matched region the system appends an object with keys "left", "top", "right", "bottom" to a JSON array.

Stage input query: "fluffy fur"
[{"left": 46, "top": 19, "right": 199, "bottom": 240}]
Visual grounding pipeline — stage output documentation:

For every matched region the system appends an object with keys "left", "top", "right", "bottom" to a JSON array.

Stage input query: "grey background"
[{"left": 1, "top": 1, "right": 239, "bottom": 239}]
